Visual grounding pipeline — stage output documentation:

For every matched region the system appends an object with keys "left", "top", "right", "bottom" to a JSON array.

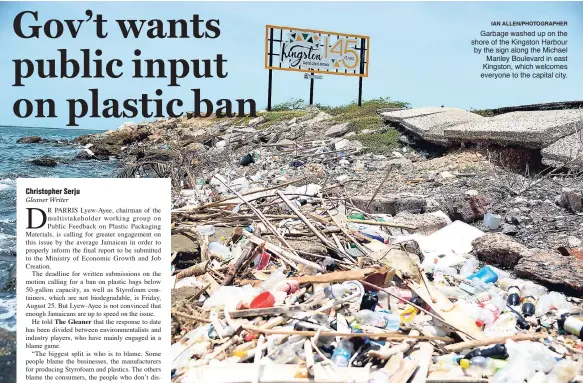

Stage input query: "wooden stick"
[
  {"left": 289, "top": 267, "right": 382, "bottom": 284},
  {"left": 365, "top": 166, "right": 393, "bottom": 211},
  {"left": 221, "top": 245, "right": 257, "bottom": 286},
  {"left": 241, "top": 230, "right": 322, "bottom": 272},
  {"left": 347, "top": 218, "right": 417, "bottom": 230},
  {"left": 240, "top": 326, "right": 453, "bottom": 342},
  {"left": 171, "top": 309, "right": 211, "bottom": 323},
  {"left": 369, "top": 329, "right": 420, "bottom": 360},
  {"left": 410, "top": 342, "right": 434, "bottom": 383},
  {"left": 176, "top": 261, "right": 208, "bottom": 280},
  {"left": 444, "top": 332, "right": 548, "bottom": 352},
  {"left": 276, "top": 191, "right": 340, "bottom": 252},
  {"left": 176, "top": 176, "right": 307, "bottom": 212}
]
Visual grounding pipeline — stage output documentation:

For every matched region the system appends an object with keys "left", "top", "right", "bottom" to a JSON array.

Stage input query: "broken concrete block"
[
  {"left": 248, "top": 116, "right": 266, "bottom": 127},
  {"left": 542, "top": 130, "right": 583, "bottom": 167},
  {"left": 325, "top": 122, "right": 352, "bottom": 137},
  {"left": 392, "top": 212, "right": 451, "bottom": 235},
  {"left": 381, "top": 107, "right": 483, "bottom": 144},
  {"left": 352, "top": 195, "right": 426, "bottom": 215},
  {"left": 514, "top": 251, "right": 583, "bottom": 295},
  {"left": 472, "top": 233, "right": 531, "bottom": 269},
  {"left": 444, "top": 109, "right": 583, "bottom": 148}
]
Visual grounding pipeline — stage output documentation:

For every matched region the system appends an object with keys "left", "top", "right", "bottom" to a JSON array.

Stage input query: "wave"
[{"left": 0, "top": 293, "right": 16, "bottom": 332}]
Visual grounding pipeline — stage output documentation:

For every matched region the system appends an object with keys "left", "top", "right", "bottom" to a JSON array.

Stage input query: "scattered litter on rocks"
[{"left": 58, "top": 100, "right": 583, "bottom": 382}]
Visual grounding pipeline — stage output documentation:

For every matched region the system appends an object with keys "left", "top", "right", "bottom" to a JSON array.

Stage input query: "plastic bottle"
[
  {"left": 484, "top": 313, "right": 517, "bottom": 338},
  {"left": 459, "top": 257, "right": 479, "bottom": 278},
  {"left": 506, "top": 285, "right": 521, "bottom": 306},
  {"left": 535, "top": 291, "right": 572, "bottom": 317},
  {"left": 521, "top": 296, "right": 536, "bottom": 317},
  {"left": 260, "top": 269, "right": 287, "bottom": 291},
  {"left": 557, "top": 314, "right": 583, "bottom": 339},
  {"left": 324, "top": 284, "right": 348, "bottom": 299},
  {"left": 208, "top": 242, "right": 231, "bottom": 258},
  {"left": 434, "top": 353, "right": 462, "bottom": 365},
  {"left": 195, "top": 225, "right": 216, "bottom": 236},
  {"left": 331, "top": 339, "right": 354, "bottom": 367},
  {"left": 535, "top": 293, "right": 553, "bottom": 317},
  {"left": 355, "top": 310, "right": 400, "bottom": 331},
  {"left": 360, "top": 291, "right": 379, "bottom": 311},
  {"left": 545, "top": 359, "right": 580, "bottom": 383},
  {"left": 464, "top": 344, "right": 508, "bottom": 360},
  {"left": 459, "top": 356, "right": 497, "bottom": 377},
  {"left": 354, "top": 159, "right": 364, "bottom": 172}
]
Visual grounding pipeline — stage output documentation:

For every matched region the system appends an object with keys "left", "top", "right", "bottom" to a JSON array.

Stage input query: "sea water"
[{"left": 0, "top": 125, "right": 118, "bottom": 333}]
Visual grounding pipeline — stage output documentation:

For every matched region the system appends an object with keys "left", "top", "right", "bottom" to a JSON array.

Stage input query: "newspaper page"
[{"left": 0, "top": 2, "right": 582, "bottom": 383}]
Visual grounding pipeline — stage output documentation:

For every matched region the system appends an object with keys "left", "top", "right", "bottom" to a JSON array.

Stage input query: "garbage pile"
[{"left": 170, "top": 170, "right": 583, "bottom": 383}]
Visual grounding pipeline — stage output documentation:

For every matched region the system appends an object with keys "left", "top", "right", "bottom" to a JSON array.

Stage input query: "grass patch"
[
  {"left": 258, "top": 110, "right": 309, "bottom": 129},
  {"left": 348, "top": 131, "right": 400, "bottom": 154},
  {"left": 321, "top": 97, "right": 409, "bottom": 133},
  {"left": 470, "top": 109, "right": 495, "bottom": 117}
]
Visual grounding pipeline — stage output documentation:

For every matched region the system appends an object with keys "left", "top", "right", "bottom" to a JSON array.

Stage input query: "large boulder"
[
  {"left": 16, "top": 136, "right": 42, "bottom": 144},
  {"left": 29, "top": 156, "right": 58, "bottom": 167},
  {"left": 472, "top": 233, "right": 531, "bottom": 269},
  {"left": 514, "top": 251, "right": 583, "bottom": 295}
]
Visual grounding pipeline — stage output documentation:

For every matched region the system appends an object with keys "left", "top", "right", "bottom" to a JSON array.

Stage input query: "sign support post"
[
  {"left": 309, "top": 72, "right": 315, "bottom": 105},
  {"left": 267, "top": 27, "right": 274, "bottom": 111},
  {"left": 358, "top": 38, "right": 366, "bottom": 106}
]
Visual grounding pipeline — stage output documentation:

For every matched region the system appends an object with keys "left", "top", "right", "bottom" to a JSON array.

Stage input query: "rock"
[
  {"left": 501, "top": 224, "right": 519, "bottom": 236},
  {"left": 74, "top": 150, "right": 95, "bottom": 160},
  {"left": 442, "top": 194, "right": 492, "bottom": 223},
  {"left": 118, "top": 121, "right": 138, "bottom": 131},
  {"left": 472, "top": 233, "right": 531, "bottom": 269},
  {"left": 391, "top": 211, "right": 451, "bottom": 235},
  {"left": 29, "top": 156, "right": 58, "bottom": 167},
  {"left": 514, "top": 251, "right": 583, "bottom": 295},
  {"left": 439, "top": 171, "right": 455, "bottom": 179},
  {"left": 248, "top": 116, "right": 266, "bottom": 127},
  {"left": 352, "top": 195, "right": 426, "bottom": 215},
  {"left": 325, "top": 122, "right": 352, "bottom": 137},
  {"left": 559, "top": 188, "right": 582, "bottom": 213},
  {"left": 568, "top": 236, "right": 582, "bottom": 248},
  {"left": 0, "top": 328, "right": 16, "bottom": 383},
  {"left": 286, "top": 240, "right": 328, "bottom": 256},
  {"left": 16, "top": 136, "right": 42, "bottom": 143},
  {"left": 344, "top": 132, "right": 356, "bottom": 138}
]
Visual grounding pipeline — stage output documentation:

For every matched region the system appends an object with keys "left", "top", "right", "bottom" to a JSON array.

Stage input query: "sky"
[{"left": 0, "top": 1, "right": 582, "bottom": 130}]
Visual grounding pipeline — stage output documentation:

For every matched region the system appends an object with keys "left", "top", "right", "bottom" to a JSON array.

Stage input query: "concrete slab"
[
  {"left": 542, "top": 130, "right": 583, "bottom": 166},
  {"left": 444, "top": 109, "right": 583, "bottom": 148},
  {"left": 381, "top": 107, "right": 484, "bottom": 144}
]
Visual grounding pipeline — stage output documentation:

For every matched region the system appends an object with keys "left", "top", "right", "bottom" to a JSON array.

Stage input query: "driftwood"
[
  {"left": 176, "top": 261, "right": 208, "bottom": 280},
  {"left": 444, "top": 332, "right": 548, "bottom": 352}
]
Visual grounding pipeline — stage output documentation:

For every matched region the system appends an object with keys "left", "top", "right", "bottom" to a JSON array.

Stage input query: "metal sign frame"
[{"left": 264, "top": 25, "right": 370, "bottom": 110}]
